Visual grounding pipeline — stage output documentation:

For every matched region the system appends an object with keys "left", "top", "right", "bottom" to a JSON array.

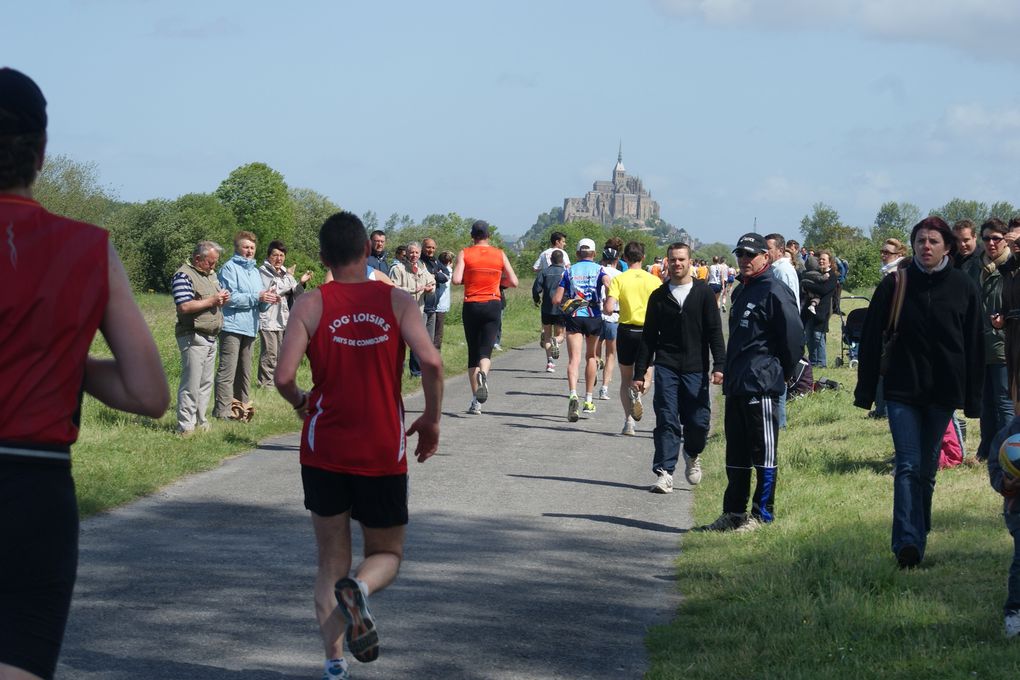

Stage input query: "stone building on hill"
[{"left": 563, "top": 147, "right": 660, "bottom": 228}]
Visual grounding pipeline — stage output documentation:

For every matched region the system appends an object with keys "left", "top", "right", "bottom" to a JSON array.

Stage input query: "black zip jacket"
[
  {"left": 532, "top": 264, "right": 566, "bottom": 316},
  {"left": 854, "top": 258, "right": 983, "bottom": 417},
  {"left": 634, "top": 279, "right": 725, "bottom": 377},
  {"left": 724, "top": 266, "right": 803, "bottom": 397}
]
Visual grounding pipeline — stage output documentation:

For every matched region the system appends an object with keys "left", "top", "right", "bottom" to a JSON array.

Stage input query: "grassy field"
[
  {"left": 74, "top": 282, "right": 543, "bottom": 517},
  {"left": 645, "top": 296, "right": 1018, "bottom": 679}
]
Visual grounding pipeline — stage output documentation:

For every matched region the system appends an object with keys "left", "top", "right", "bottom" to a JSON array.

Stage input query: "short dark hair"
[
  {"left": 370, "top": 229, "right": 386, "bottom": 239},
  {"left": 666, "top": 242, "right": 691, "bottom": 259},
  {"left": 982, "top": 217, "right": 1008, "bottom": 236},
  {"left": 1009, "top": 217, "right": 1020, "bottom": 231},
  {"left": 320, "top": 211, "right": 368, "bottom": 267},
  {"left": 911, "top": 216, "right": 957, "bottom": 255},
  {"left": 764, "top": 233, "right": 785, "bottom": 250},
  {"left": 786, "top": 239, "right": 800, "bottom": 250},
  {"left": 550, "top": 231, "right": 566, "bottom": 246},
  {"left": 0, "top": 131, "right": 44, "bottom": 190},
  {"left": 952, "top": 219, "right": 975, "bottom": 236},
  {"left": 266, "top": 240, "right": 287, "bottom": 257},
  {"left": 550, "top": 249, "right": 564, "bottom": 265},
  {"left": 622, "top": 241, "right": 645, "bottom": 264}
]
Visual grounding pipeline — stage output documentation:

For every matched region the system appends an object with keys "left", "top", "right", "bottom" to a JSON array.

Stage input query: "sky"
[{"left": 8, "top": 0, "right": 1020, "bottom": 245}]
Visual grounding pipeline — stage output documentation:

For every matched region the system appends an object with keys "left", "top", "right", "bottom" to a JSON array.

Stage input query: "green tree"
[
  {"left": 694, "top": 242, "right": 735, "bottom": 266},
  {"left": 872, "top": 201, "right": 919, "bottom": 243},
  {"left": 362, "top": 210, "right": 379, "bottom": 232},
  {"left": 929, "top": 198, "right": 988, "bottom": 226},
  {"left": 990, "top": 201, "right": 1017, "bottom": 223},
  {"left": 215, "top": 162, "right": 294, "bottom": 247},
  {"left": 289, "top": 187, "right": 340, "bottom": 261},
  {"left": 384, "top": 213, "right": 414, "bottom": 232},
  {"left": 33, "top": 154, "right": 116, "bottom": 226},
  {"left": 800, "top": 202, "right": 842, "bottom": 246}
]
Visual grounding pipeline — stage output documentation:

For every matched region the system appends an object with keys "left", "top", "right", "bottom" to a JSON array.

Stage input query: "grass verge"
[
  {"left": 75, "top": 282, "right": 542, "bottom": 517},
  {"left": 645, "top": 297, "right": 1018, "bottom": 678}
]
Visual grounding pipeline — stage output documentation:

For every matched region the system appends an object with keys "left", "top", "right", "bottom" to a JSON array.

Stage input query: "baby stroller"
[{"left": 832, "top": 295, "right": 869, "bottom": 369}]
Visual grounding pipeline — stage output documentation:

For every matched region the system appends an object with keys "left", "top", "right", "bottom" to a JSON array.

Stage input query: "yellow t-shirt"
[{"left": 606, "top": 267, "right": 663, "bottom": 326}]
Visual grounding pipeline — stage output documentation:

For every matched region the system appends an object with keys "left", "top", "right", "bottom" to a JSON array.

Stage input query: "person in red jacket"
[
  {"left": 0, "top": 68, "right": 169, "bottom": 680},
  {"left": 275, "top": 211, "right": 442, "bottom": 680}
]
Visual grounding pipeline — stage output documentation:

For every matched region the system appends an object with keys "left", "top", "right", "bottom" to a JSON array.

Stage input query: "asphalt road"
[{"left": 58, "top": 343, "right": 696, "bottom": 679}]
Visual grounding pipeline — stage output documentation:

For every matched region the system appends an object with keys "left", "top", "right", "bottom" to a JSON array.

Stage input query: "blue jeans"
[
  {"left": 886, "top": 400, "right": 953, "bottom": 560},
  {"left": 777, "top": 387, "right": 788, "bottom": 429},
  {"left": 651, "top": 367, "right": 711, "bottom": 475},
  {"left": 978, "top": 364, "right": 1013, "bottom": 461},
  {"left": 804, "top": 316, "right": 827, "bottom": 367},
  {"left": 1006, "top": 514, "right": 1020, "bottom": 615}
]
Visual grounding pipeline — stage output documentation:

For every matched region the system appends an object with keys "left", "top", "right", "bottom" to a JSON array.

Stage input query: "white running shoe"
[
  {"left": 629, "top": 387, "right": 643, "bottom": 421},
  {"left": 475, "top": 371, "right": 488, "bottom": 403},
  {"left": 621, "top": 417, "right": 636, "bottom": 436},
  {"left": 598, "top": 385, "right": 610, "bottom": 400},
  {"left": 567, "top": 396, "right": 580, "bottom": 422},
  {"left": 683, "top": 453, "right": 702, "bottom": 485},
  {"left": 551, "top": 338, "right": 560, "bottom": 360},
  {"left": 546, "top": 361, "right": 555, "bottom": 373},
  {"left": 650, "top": 471, "right": 673, "bottom": 494},
  {"left": 467, "top": 399, "right": 482, "bottom": 415}
]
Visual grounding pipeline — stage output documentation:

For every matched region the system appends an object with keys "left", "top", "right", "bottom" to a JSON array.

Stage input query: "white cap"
[{"left": 577, "top": 238, "right": 596, "bottom": 252}]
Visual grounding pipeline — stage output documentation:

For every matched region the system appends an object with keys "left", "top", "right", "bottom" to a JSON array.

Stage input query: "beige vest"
[{"left": 174, "top": 261, "right": 223, "bottom": 337}]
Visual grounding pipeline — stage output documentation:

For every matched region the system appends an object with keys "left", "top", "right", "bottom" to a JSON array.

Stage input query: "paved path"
[{"left": 58, "top": 343, "right": 695, "bottom": 679}]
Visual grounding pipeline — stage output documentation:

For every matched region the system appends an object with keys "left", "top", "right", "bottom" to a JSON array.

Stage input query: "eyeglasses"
[
  {"left": 983, "top": 235, "right": 1005, "bottom": 243},
  {"left": 880, "top": 249, "right": 897, "bottom": 256}
]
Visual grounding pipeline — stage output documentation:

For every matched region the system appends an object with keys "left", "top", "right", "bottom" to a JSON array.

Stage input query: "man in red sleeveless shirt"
[
  {"left": 275, "top": 211, "right": 442, "bottom": 680},
  {"left": 0, "top": 68, "right": 169, "bottom": 680}
]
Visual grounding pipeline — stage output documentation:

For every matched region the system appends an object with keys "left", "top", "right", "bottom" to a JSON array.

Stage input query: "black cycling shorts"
[
  {"left": 617, "top": 324, "right": 644, "bottom": 366},
  {"left": 540, "top": 312, "right": 565, "bottom": 327},
  {"left": 564, "top": 316, "right": 603, "bottom": 337},
  {"left": 302, "top": 465, "right": 408, "bottom": 528},
  {"left": 0, "top": 462, "right": 79, "bottom": 680},
  {"left": 462, "top": 300, "right": 502, "bottom": 368}
]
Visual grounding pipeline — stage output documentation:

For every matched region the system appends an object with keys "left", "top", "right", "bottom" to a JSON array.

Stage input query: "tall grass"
[
  {"left": 646, "top": 297, "right": 1018, "bottom": 678},
  {"left": 74, "top": 282, "right": 542, "bottom": 516}
]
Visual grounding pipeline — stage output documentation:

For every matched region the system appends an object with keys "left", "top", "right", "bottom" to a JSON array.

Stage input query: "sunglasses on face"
[{"left": 983, "top": 235, "right": 1005, "bottom": 243}]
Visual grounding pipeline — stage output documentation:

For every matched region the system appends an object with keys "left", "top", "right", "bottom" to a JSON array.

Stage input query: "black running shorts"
[
  {"left": 301, "top": 466, "right": 409, "bottom": 528},
  {"left": 617, "top": 324, "right": 644, "bottom": 366},
  {"left": 0, "top": 462, "right": 79, "bottom": 680},
  {"left": 540, "top": 312, "right": 564, "bottom": 327},
  {"left": 462, "top": 300, "right": 502, "bottom": 368},
  {"left": 564, "top": 316, "right": 602, "bottom": 337}
]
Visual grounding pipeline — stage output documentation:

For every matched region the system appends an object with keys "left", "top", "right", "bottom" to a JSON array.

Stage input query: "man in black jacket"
[
  {"left": 700, "top": 233, "right": 802, "bottom": 533},
  {"left": 633, "top": 243, "right": 725, "bottom": 494},
  {"left": 532, "top": 249, "right": 567, "bottom": 371}
]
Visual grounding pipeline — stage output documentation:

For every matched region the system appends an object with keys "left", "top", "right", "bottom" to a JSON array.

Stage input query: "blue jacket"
[
  {"left": 724, "top": 267, "right": 803, "bottom": 397},
  {"left": 218, "top": 254, "right": 269, "bottom": 337}
]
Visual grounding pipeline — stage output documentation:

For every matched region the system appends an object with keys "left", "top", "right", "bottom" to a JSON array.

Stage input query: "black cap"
[
  {"left": 732, "top": 232, "right": 768, "bottom": 255},
  {"left": 602, "top": 247, "right": 618, "bottom": 261},
  {"left": 470, "top": 220, "right": 489, "bottom": 239},
  {"left": 0, "top": 68, "right": 47, "bottom": 135}
]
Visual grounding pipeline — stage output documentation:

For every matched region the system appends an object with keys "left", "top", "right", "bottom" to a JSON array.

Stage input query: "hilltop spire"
[
  {"left": 614, "top": 141, "right": 625, "bottom": 177},
  {"left": 618, "top": 140, "right": 622, "bottom": 163}
]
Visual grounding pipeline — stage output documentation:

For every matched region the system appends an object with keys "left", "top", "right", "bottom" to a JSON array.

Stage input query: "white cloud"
[{"left": 651, "top": 0, "right": 1020, "bottom": 60}]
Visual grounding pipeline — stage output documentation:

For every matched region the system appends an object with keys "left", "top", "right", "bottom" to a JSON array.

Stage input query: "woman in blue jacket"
[{"left": 213, "top": 231, "right": 276, "bottom": 421}]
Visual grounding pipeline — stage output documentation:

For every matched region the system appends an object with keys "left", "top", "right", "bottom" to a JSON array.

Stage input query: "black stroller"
[{"left": 832, "top": 296, "right": 869, "bottom": 368}]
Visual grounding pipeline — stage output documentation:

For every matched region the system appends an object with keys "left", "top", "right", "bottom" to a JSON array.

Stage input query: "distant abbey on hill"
[{"left": 563, "top": 147, "right": 660, "bottom": 228}]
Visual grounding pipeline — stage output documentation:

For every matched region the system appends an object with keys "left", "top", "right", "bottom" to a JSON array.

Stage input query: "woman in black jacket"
[
  {"left": 854, "top": 216, "right": 983, "bottom": 569},
  {"left": 800, "top": 249, "right": 839, "bottom": 367}
]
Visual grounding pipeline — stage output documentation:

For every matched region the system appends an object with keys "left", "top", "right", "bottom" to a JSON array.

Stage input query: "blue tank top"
[{"left": 560, "top": 260, "right": 604, "bottom": 318}]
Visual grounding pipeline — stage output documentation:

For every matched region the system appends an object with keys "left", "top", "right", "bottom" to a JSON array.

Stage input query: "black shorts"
[
  {"left": 0, "top": 462, "right": 79, "bottom": 680},
  {"left": 301, "top": 465, "right": 408, "bottom": 528},
  {"left": 541, "top": 312, "right": 565, "bottom": 327},
  {"left": 617, "top": 324, "right": 644, "bottom": 366},
  {"left": 564, "top": 316, "right": 603, "bottom": 337},
  {"left": 462, "top": 300, "right": 502, "bottom": 368}
]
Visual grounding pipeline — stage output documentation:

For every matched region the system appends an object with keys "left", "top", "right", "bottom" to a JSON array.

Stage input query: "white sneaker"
[
  {"left": 467, "top": 399, "right": 482, "bottom": 415},
  {"left": 650, "top": 471, "right": 673, "bottom": 494},
  {"left": 546, "top": 361, "right": 555, "bottom": 373},
  {"left": 629, "top": 387, "right": 643, "bottom": 421},
  {"left": 1006, "top": 611, "right": 1020, "bottom": 638},
  {"left": 598, "top": 385, "right": 610, "bottom": 400},
  {"left": 683, "top": 453, "right": 702, "bottom": 485},
  {"left": 550, "top": 338, "right": 560, "bottom": 360},
  {"left": 621, "top": 417, "right": 636, "bottom": 436}
]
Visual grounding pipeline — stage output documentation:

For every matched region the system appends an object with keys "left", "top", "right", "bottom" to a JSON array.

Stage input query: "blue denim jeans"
[
  {"left": 804, "top": 316, "right": 827, "bottom": 367},
  {"left": 651, "top": 367, "right": 711, "bottom": 475},
  {"left": 777, "top": 387, "right": 788, "bottom": 429},
  {"left": 886, "top": 400, "right": 953, "bottom": 560},
  {"left": 978, "top": 364, "right": 1013, "bottom": 461},
  {"left": 1005, "top": 514, "right": 1020, "bottom": 615}
]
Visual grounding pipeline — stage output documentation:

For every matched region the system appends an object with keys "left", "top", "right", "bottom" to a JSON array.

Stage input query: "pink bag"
[{"left": 938, "top": 420, "right": 963, "bottom": 470}]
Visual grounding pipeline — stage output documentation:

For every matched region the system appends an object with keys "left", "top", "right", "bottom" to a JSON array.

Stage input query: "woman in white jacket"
[{"left": 258, "top": 240, "right": 311, "bottom": 387}]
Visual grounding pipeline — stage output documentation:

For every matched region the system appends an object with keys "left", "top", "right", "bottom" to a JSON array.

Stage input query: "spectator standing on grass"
[
  {"left": 700, "top": 233, "right": 801, "bottom": 533},
  {"left": 605, "top": 241, "right": 663, "bottom": 436},
  {"left": 452, "top": 220, "right": 519, "bottom": 415},
  {"left": 854, "top": 216, "right": 983, "bottom": 569},
  {"left": 214, "top": 231, "right": 276, "bottom": 422},
  {"left": 953, "top": 218, "right": 984, "bottom": 280},
  {"left": 869, "top": 238, "right": 909, "bottom": 420},
  {"left": 0, "top": 67, "right": 169, "bottom": 680},
  {"left": 766, "top": 233, "right": 800, "bottom": 430},
  {"left": 258, "top": 240, "right": 311, "bottom": 388},
  {"left": 633, "top": 242, "right": 725, "bottom": 495},
  {"left": 173, "top": 241, "right": 230, "bottom": 435},
  {"left": 390, "top": 242, "right": 435, "bottom": 378},
  {"left": 800, "top": 250, "right": 838, "bottom": 368},
  {"left": 973, "top": 219, "right": 1013, "bottom": 462},
  {"left": 998, "top": 219, "right": 1020, "bottom": 413},
  {"left": 420, "top": 237, "right": 446, "bottom": 348},
  {"left": 432, "top": 250, "right": 454, "bottom": 350},
  {"left": 366, "top": 229, "right": 388, "bottom": 274},
  {"left": 533, "top": 248, "right": 567, "bottom": 372},
  {"left": 274, "top": 211, "right": 442, "bottom": 680}
]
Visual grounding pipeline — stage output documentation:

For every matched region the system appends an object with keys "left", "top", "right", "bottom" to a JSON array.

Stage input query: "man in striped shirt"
[{"left": 172, "top": 241, "right": 230, "bottom": 435}]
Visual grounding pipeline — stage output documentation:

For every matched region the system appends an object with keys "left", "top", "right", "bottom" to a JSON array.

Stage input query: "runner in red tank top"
[
  {"left": 0, "top": 68, "right": 169, "bottom": 680},
  {"left": 275, "top": 211, "right": 442, "bottom": 678}
]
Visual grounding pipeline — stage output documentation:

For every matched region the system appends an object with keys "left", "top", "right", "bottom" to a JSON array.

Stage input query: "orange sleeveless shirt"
[{"left": 462, "top": 245, "right": 504, "bottom": 303}]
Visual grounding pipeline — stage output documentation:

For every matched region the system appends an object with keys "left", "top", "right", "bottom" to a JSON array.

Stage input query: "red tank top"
[
  {"left": 462, "top": 245, "right": 504, "bottom": 303},
  {"left": 300, "top": 280, "right": 407, "bottom": 475},
  {"left": 0, "top": 194, "right": 109, "bottom": 455}
]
